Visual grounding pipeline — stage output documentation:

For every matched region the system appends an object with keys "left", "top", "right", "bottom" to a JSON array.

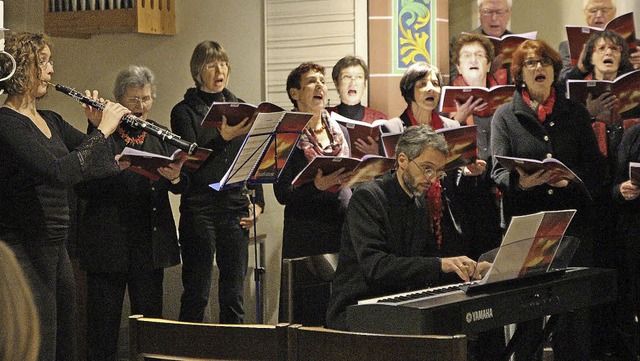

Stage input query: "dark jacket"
[
  {"left": 446, "top": 113, "right": 502, "bottom": 259},
  {"left": 76, "top": 121, "right": 182, "bottom": 273},
  {"left": 274, "top": 138, "right": 352, "bottom": 259},
  {"left": 491, "top": 89, "right": 605, "bottom": 264},
  {"left": 326, "top": 171, "right": 442, "bottom": 330},
  {"left": 613, "top": 123, "right": 640, "bottom": 225},
  {"left": 170, "top": 87, "right": 264, "bottom": 214}
]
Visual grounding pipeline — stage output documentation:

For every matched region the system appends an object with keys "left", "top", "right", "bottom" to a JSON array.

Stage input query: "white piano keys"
[{"left": 357, "top": 281, "right": 477, "bottom": 305}]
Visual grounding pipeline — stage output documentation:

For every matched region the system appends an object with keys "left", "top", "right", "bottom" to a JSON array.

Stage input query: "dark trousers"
[
  {"left": 616, "top": 219, "right": 640, "bottom": 360},
  {"left": 8, "top": 241, "right": 77, "bottom": 361},
  {"left": 553, "top": 310, "right": 591, "bottom": 361},
  {"left": 85, "top": 269, "right": 164, "bottom": 361},
  {"left": 178, "top": 210, "right": 249, "bottom": 324}
]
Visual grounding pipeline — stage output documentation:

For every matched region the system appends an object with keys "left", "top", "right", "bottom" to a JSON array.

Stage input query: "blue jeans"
[
  {"left": 178, "top": 209, "right": 249, "bottom": 324},
  {"left": 7, "top": 241, "right": 77, "bottom": 361}
]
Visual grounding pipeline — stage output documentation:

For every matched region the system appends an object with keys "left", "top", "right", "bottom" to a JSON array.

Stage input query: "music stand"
[{"left": 208, "top": 107, "right": 312, "bottom": 323}]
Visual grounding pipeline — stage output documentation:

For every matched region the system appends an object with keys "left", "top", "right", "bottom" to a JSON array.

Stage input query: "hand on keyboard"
[{"left": 441, "top": 256, "right": 478, "bottom": 282}]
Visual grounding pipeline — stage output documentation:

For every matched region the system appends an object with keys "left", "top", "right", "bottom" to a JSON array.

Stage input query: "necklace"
[
  {"left": 311, "top": 122, "right": 326, "bottom": 134},
  {"left": 117, "top": 126, "right": 147, "bottom": 145}
]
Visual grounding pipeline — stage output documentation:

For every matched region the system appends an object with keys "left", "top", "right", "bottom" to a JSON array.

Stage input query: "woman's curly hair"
[{"left": 0, "top": 32, "right": 52, "bottom": 96}]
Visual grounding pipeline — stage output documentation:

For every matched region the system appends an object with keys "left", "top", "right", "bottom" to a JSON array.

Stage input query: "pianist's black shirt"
[{"left": 326, "top": 171, "right": 443, "bottom": 330}]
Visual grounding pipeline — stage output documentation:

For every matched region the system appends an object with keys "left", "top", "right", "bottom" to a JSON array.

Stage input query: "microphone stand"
[{"left": 244, "top": 187, "right": 265, "bottom": 323}]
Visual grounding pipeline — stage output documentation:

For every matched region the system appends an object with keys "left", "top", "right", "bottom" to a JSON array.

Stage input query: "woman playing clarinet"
[{"left": 0, "top": 32, "right": 128, "bottom": 360}]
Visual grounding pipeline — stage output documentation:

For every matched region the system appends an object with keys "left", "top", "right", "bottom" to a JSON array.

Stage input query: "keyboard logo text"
[{"left": 465, "top": 308, "right": 494, "bottom": 323}]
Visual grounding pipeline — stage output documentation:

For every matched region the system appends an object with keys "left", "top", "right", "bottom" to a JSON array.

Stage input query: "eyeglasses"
[
  {"left": 205, "top": 62, "right": 228, "bottom": 70},
  {"left": 523, "top": 58, "right": 553, "bottom": 69},
  {"left": 460, "top": 52, "right": 487, "bottom": 61},
  {"left": 480, "top": 8, "right": 509, "bottom": 17},
  {"left": 123, "top": 96, "right": 153, "bottom": 107},
  {"left": 411, "top": 159, "right": 446, "bottom": 180},
  {"left": 340, "top": 74, "right": 365, "bottom": 83},
  {"left": 585, "top": 7, "right": 613, "bottom": 14},
  {"left": 593, "top": 44, "right": 623, "bottom": 54},
  {"left": 38, "top": 59, "right": 54, "bottom": 68}
]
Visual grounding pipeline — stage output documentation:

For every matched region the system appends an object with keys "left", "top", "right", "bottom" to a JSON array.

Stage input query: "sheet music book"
[
  {"left": 566, "top": 69, "right": 640, "bottom": 115},
  {"left": 249, "top": 113, "right": 311, "bottom": 183},
  {"left": 473, "top": 209, "right": 577, "bottom": 286},
  {"left": 202, "top": 101, "right": 306, "bottom": 131},
  {"left": 291, "top": 155, "right": 396, "bottom": 188},
  {"left": 379, "top": 126, "right": 478, "bottom": 171},
  {"left": 566, "top": 12, "right": 637, "bottom": 67},
  {"left": 485, "top": 31, "right": 537, "bottom": 67},
  {"left": 209, "top": 109, "right": 312, "bottom": 190},
  {"left": 630, "top": 162, "right": 640, "bottom": 185},
  {"left": 438, "top": 85, "right": 515, "bottom": 116},
  {"left": 494, "top": 155, "right": 588, "bottom": 193},
  {"left": 381, "top": 132, "right": 401, "bottom": 158},
  {"left": 118, "top": 147, "right": 213, "bottom": 181},
  {"left": 330, "top": 112, "right": 387, "bottom": 159},
  {"left": 438, "top": 125, "right": 478, "bottom": 172}
]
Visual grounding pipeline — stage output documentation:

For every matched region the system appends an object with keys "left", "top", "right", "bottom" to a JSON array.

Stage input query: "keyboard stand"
[{"left": 500, "top": 314, "right": 558, "bottom": 361}]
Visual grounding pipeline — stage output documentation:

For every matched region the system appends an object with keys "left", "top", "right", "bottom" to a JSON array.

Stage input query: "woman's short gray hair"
[
  {"left": 396, "top": 125, "right": 449, "bottom": 160},
  {"left": 113, "top": 65, "right": 157, "bottom": 101}
]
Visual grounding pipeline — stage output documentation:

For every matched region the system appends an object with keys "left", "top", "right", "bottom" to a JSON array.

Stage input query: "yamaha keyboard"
[{"left": 346, "top": 267, "right": 616, "bottom": 335}]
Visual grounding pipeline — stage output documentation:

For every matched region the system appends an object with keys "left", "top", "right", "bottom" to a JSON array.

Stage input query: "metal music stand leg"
[{"left": 246, "top": 188, "right": 265, "bottom": 324}]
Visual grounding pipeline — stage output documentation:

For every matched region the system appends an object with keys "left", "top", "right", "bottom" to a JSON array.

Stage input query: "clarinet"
[{"left": 54, "top": 84, "right": 198, "bottom": 155}]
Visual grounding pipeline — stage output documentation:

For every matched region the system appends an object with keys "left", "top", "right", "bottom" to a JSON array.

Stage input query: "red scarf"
[
  {"left": 406, "top": 107, "right": 444, "bottom": 129},
  {"left": 522, "top": 87, "right": 556, "bottom": 122},
  {"left": 407, "top": 107, "right": 445, "bottom": 249}
]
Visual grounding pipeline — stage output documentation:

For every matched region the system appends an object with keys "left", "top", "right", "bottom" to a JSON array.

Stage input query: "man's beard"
[{"left": 402, "top": 171, "right": 428, "bottom": 198}]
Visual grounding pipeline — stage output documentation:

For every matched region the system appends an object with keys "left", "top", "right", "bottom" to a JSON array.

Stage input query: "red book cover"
[
  {"left": 494, "top": 155, "right": 590, "bottom": 197},
  {"left": 566, "top": 12, "right": 637, "bottom": 67},
  {"left": 381, "top": 132, "right": 401, "bottom": 158},
  {"left": 291, "top": 155, "right": 396, "bottom": 187},
  {"left": 381, "top": 126, "right": 477, "bottom": 171},
  {"left": 438, "top": 85, "right": 515, "bottom": 115},
  {"left": 478, "top": 209, "right": 577, "bottom": 285},
  {"left": 485, "top": 31, "right": 537, "bottom": 67},
  {"left": 201, "top": 101, "right": 288, "bottom": 131},
  {"left": 330, "top": 112, "right": 387, "bottom": 159},
  {"left": 250, "top": 113, "right": 311, "bottom": 182},
  {"left": 119, "top": 147, "right": 213, "bottom": 181},
  {"left": 518, "top": 211, "right": 576, "bottom": 277},
  {"left": 629, "top": 162, "right": 640, "bottom": 185},
  {"left": 437, "top": 125, "right": 478, "bottom": 172},
  {"left": 566, "top": 69, "right": 640, "bottom": 115}
]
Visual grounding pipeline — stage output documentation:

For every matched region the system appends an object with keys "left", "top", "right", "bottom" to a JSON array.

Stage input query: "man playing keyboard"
[{"left": 326, "top": 125, "right": 487, "bottom": 331}]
